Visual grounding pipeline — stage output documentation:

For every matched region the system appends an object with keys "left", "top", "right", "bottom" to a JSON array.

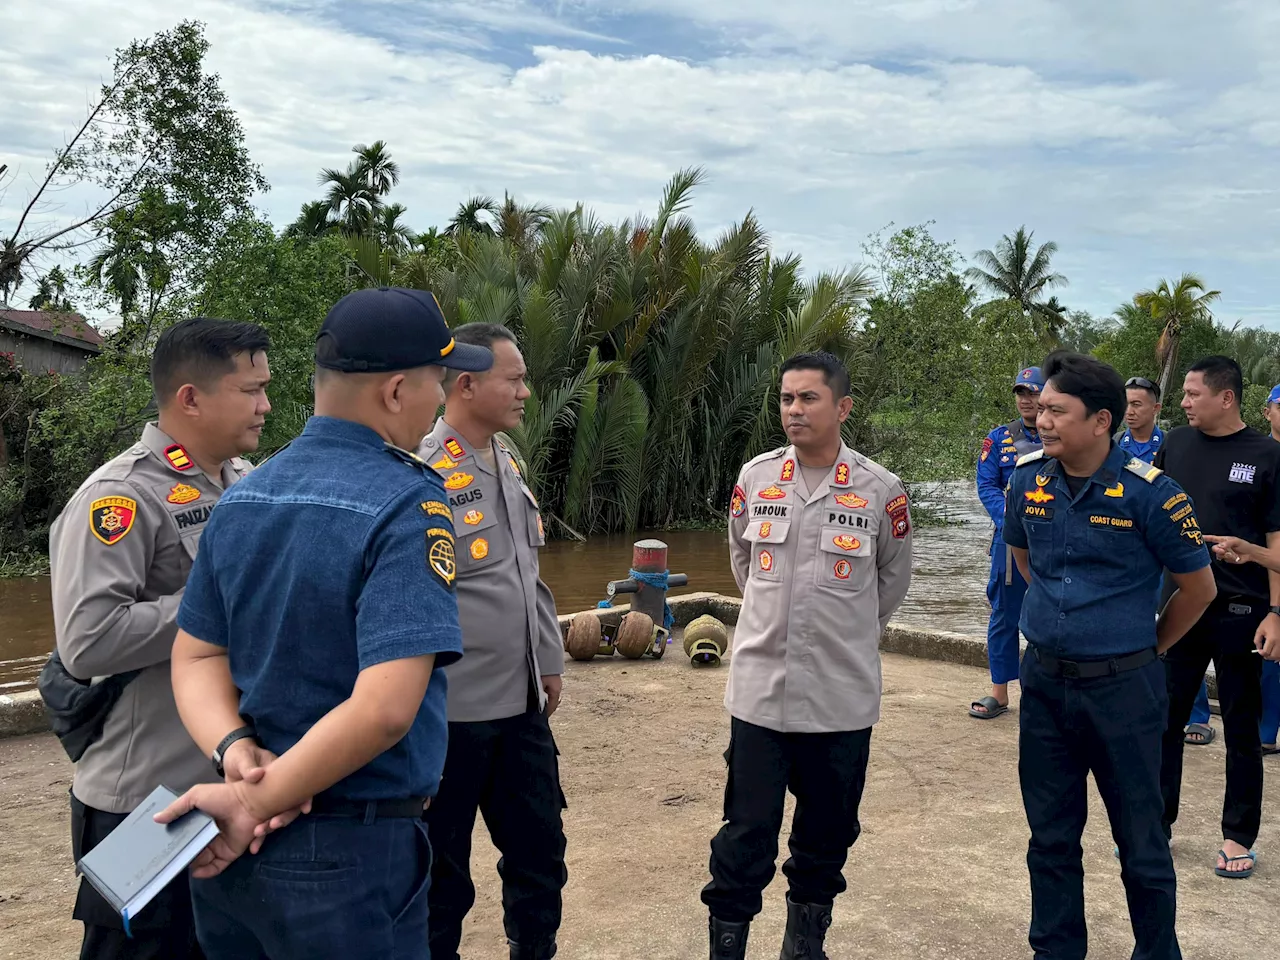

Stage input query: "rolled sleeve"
[
  {"left": 1001, "top": 474, "right": 1028, "bottom": 549},
  {"left": 1145, "top": 479, "right": 1211, "bottom": 575},
  {"left": 356, "top": 488, "right": 464, "bottom": 671}
]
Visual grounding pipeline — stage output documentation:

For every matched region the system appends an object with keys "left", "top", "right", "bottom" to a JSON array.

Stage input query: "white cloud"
[{"left": 2, "top": 0, "right": 1278, "bottom": 327}]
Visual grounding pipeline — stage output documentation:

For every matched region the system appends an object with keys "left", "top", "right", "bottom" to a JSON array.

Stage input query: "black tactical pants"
[
  {"left": 702, "top": 717, "right": 872, "bottom": 923},
  {"left": 425, "top": 708, "right": 567, "bottom": 958}
]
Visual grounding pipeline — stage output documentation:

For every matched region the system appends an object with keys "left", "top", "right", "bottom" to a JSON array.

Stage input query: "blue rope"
[{"left": 597, "top": 568, "right": 675, "bottom": 632}]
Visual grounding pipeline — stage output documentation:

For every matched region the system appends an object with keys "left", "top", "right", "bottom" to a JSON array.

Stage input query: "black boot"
[
  {"left": 709, "top": 915, "right": 750, "bottom": 960},
  {"left": 779, "top": 894, "right": 832, "bottom": 960},
  {"left": 508, "top": 939, "right": 556, "bottom": 960}
]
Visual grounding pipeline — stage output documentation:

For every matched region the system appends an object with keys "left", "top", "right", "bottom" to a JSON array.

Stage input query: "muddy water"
[{"left": 0, "top": 483, "right": 993, "bottom": 695}]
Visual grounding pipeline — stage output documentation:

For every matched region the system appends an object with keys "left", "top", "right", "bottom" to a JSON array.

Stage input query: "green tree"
[
  {"left": 1133, "top": 274, "right": 1221, "bottom": 398},
  {"left": 282, "top": 200, "right": 335, "bottom": 240},
  {"left": 26, "top": 267, "right": 74, "bottom": 311},
  {"left": 965, "top": 226, "right": 1068, "bottom": 344}
]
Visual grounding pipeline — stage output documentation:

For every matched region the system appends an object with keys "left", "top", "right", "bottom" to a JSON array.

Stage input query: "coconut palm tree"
[
  {"left": 282, "top": 200, "right": 335, "bottom": 240},
  {"left": 965, "top": 226, "right": 1068, "bottom": 343},
  {"left": 375, "top": 203, "right": 414, "bottom": 251},
  {"left": 26, "top": 266, "right": 73, "bottom": 311},
  {"left": 353, "top": 140, "right": 399, "bottom": 197},
  {"left": 1134, "top": 273, "right": 1221, "bottom": 397},
  {"left": 446, "top": 197, "right": 499, "bottom": 237},
  {"left": 318, "top": 166, "right": 379, "bottom": 234}
]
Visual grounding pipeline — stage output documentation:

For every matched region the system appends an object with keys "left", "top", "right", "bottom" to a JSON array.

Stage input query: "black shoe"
[
  {"left": 779, "top": 894, "right": 832, "bottom": 960},
  {"left": 509, "top": 939, "right": 556, "bottom": 960},
  {"left": 709, "top": 915, "right": 750, "bottom": 960}
]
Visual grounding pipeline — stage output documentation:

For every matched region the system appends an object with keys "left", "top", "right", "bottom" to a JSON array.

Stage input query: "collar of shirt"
[
  {"left": 431, "top": 417, "right": 503, "bottom": 476},
  {"left": 301, "top": 415, "right": 391, "bottom": 450},
  {"left": 1036, "top": 443, "right": 1127, "bottom": 500}
]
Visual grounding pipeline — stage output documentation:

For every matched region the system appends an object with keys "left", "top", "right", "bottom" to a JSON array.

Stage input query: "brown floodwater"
[{"left": 0, "top": 483, "right": 992, "bottom": 695}]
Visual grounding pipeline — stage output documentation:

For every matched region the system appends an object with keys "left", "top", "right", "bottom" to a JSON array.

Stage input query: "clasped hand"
[{"left": 153, "top": 740, "right": 312, "bottom": 878}]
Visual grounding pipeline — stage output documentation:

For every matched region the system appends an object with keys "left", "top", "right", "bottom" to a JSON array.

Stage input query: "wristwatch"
[
  {"left": 1269, "top": 606, "right": 1280, "bottom": 618},
  {"left": 212, "top": 725, "right": 258, "bottom": 777}
]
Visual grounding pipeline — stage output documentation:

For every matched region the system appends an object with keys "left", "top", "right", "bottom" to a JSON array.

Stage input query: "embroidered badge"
[
  {"left": 431, "top": 453, "right": 460, "bottom": 470},
  {"left": 426, "top": 529, "right": 456, "bottom": 588},
  {"left": 759, "top": 521, "right": 773, "bottom": 538},
  {"left": 833, "top": 559, "right": 852, "bottom": 580},
  {"left": 759, "top": 549, "right": 774, "bottom": 572},
  {"left": 166, "top": 483, "right": 200, "bottom": 505},
  {"left": 757, "top": 485, "right": 786, "bottom": 500},
  {"left": 163, "top": 444, "right": 193, "bottom": 472},
  {"left": 463, "top": 509, "right": 484, "bottom": 526},
  {"left": 832, "top": 534, "right": 860, "bottom": 551},
  {"left": 1035, "top": 474, "right": 1051, "bottom": 487},
  {"left": 470, "top": 538, "right": 489, "bottom": 560},
  {"left": 1104, "top": 482, "right": 1124, "bottom": 498},
  {"left": 886, "top": 493, "right": 911, "bottom": 539},
  {"left": 730, "top": 485, "right": 746, "bottom": 518},
  {"left": 1024, "top": 486, "right": 1054, "bottom": 505},
  {"left": 833, "top": 493, "right": 868, "bottom": 509},
  {"left": 508, "top": 456, "right": 522, "bottom": 476},
  {"left": 834, "top": 463, "right": 851, "bottom": 487},
  {"left": 537, "top": 514, "right": 545, "bottom": 539},
  {"left": 981, "top": 437, "right": 993, "bottom": 462},
  {"left": 443, "top": 471, "right": 474, "bottom": 491},
  {"left": 780, "top": 459, "right": 795, "bottom": 482},
  {"left": 445, "top": 438, "right": 466, "bottom": 460},
  {"left": 90, "top": 496, "right": 138, "bottom": 545},
  {"left": 421, "top": 501, "right": 453, "bottom": 521}
]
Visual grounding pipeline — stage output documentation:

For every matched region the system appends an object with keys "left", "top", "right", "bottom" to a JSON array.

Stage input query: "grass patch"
[{"left": 0, "top": 549, "right": 50, "bottom": 579}]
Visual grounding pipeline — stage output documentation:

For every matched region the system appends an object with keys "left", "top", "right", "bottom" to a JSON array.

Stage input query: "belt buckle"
[{"left": 1060, "top": 659, "right": 1080, "bottom": 679}]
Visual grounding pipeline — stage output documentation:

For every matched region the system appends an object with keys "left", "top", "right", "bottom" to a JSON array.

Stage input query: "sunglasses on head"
[{"left": 1125, "top": 376, "right": 1160, "bottom": 397}]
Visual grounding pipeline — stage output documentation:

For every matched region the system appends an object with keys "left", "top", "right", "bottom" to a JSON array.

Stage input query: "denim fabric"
[
  {"left": 178, "top": 416, "right": 463, "bottom": 800},
  {"left": 192, "top": 816, "right": 432, "bottom": 960},
  {"left": 1003, "top": 444, "right": 1209, "bottom": 659}
]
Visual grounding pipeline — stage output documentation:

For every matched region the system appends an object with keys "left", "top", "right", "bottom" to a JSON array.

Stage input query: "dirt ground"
[{"left": 2, "top": 647, "right": 1278, "bottom": 959}]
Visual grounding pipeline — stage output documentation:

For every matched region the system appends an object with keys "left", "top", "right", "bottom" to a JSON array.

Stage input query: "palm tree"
[
  {"left": 282, "top": 200, "right": 335, "bottom": 240},
  {"left": 318, "top": 166, "right": 379, "bottom": 234},
  {"left": 26, "top": 266, "right": 74, "bottom": 311},
  {"left": 965, "top": 226, "right": 1068, "bottom": 343},
  {"left": 375, "top": 203, "right": 414, "bottom": 251},
  {"left": 1134, "top": 273, "right": 1221, "bottom": 397},
  {"left": 446, "top": 196, "right": 499, "bottom": 237},
  {"left": 353, "top": 141, "right": 399, "bottom": 197},
  {"left": 86, "top": 228, "right": 144, "bottom": 316}
]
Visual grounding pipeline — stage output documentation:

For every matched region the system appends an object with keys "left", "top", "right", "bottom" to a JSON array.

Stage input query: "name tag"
[{"left": 1088, "top": 514, "right": 1133, "bottom": 530}]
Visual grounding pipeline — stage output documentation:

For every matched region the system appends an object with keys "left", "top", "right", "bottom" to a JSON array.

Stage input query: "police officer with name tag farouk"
[
  {"left": 703, "top": 351, "right": 913, "bottom": 960},
  {"left": 416, "top": 323, "right": 567, "bottom": 960},
  {"left": 42, "top": 318, "right": 271, "bottom": 960},
  {"left": 1002, "top": 351, "right": 1216, "bottom": 960},
  {"left": 971, "top": 365, "right": 1044, "bottom": 720}
]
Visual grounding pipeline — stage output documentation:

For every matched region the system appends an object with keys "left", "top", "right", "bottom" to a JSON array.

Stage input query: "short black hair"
[
  {"left": 1187, "top": 355, "right": 1243, "bottom": 406},
  {"left": 1042, "top": 349, "right": 1125, "bottom": 432},
  {"left": 779, "top": 351, "right": 851, "bottom": 400},
  {"left": 151, "top": 317, "right": 270, "bottom": 403},
  {"left": 452, "top": 322, "right": 518, "bottom": 351}
]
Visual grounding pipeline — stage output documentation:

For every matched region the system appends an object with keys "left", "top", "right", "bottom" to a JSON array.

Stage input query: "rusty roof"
[{"left": 0, "top": 309, "right": 105, "bottom": 351}]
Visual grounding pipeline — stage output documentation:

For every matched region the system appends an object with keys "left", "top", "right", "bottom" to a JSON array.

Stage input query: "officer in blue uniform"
[
  {"left": 1003, "top": 350, "right": 1216, "bottom": 960},
  {"left": 971, "top": 365, "right": 1044, "bottom": 719},
  {"left": 155, "top": 287, "right": 495, "bottom": 960},
  {"left": 1118, "top": 375, "right": 1165, "bottom": 464}
]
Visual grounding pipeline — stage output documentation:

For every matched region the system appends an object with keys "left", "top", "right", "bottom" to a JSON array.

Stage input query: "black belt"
[
  {"left": 1031, "top": 646, "right": 1156, "bottom": 679},
  {"left": 309, "top": 795, "right": 429, "bottom": 819}
]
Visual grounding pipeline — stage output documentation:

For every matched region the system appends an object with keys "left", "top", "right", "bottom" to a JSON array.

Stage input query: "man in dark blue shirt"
[
  {"left": 155, "top": 288, "right": 493, "bottom": 959},
  {"left": 1003, "top": 350, "right": 1216, "bottom": 960}
]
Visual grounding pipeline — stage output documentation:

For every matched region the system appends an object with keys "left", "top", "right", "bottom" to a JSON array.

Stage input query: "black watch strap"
[
  {"left": 1270, "top": 605, "right": 1280, "bottom": 618},
  {"left": 212, "top": 725, "right": 257, "bottom": 777}
]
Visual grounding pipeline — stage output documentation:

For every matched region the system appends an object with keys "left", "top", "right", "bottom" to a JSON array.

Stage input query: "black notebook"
[{"left": 76, "top": 784, "right": 220, "bottom": 932}]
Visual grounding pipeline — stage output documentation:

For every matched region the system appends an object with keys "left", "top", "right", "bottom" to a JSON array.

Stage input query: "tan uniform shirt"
[
  {"left": 417, "top": 420, "right": 563, "bottom": 722},
  {"left": 725, "top": 443, "right": 913, "bottom": 733},
  {"left": 49, "top": 423, "right": 252, "bottom": 813}
]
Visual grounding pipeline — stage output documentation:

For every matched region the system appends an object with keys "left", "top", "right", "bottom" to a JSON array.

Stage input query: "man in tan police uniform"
[
  {"left": 416, "top": 323, "right": 566, "bottom": 960},
  {"left": 46, "top": 318, "right": 271, "bottom": 960},
  {"left": 702, "top": 351, "right": 913, "bottom": 960}
]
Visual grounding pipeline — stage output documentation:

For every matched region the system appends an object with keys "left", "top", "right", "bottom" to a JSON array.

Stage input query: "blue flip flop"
[{"left": 1214, "top": 850, "right": 1256, "bottom": 879}]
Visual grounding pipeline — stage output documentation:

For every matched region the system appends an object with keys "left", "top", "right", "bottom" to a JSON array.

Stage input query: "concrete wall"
[{"left": 0, "top": 329, "right": 96, "bottom": 376}]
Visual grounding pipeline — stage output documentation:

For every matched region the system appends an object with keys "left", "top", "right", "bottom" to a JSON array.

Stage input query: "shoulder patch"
[
  {"left": 1015, "top": 449, "right": 1045, "bottom": 467},
  {"left": 163, "top": 444, "right": 194, "bottom": 472},
  {"left": 385, "top": 442, "right": 429, "bottom": 468},
  {"left": 426, "top": 527, "right": 457, "bottom": 590},
  {"left": 1124, "top": 458, "right": 1163, "bottom": 483},
  {"left": 89, "top": 495, "right": 138, "bottom": 545}
]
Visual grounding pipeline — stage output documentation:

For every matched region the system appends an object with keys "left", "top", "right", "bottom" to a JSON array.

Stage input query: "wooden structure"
[{"left": 0, "top": 309, "right": 104, "bottom": 375}]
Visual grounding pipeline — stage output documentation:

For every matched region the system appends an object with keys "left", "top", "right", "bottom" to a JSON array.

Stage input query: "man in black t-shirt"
[{"left": 1155, "top": 355, "right": 1280, "bottom": 879}]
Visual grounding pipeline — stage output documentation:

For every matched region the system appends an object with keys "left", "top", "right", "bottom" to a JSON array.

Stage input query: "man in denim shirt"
[
  {"left": 155, "top": 288, "right": 493, "bottom": 960},
  {"left": 1002, "top": 351, "right": 1216, "bottom": 960}
]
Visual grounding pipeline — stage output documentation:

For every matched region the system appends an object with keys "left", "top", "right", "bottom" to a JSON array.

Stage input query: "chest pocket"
[
  {"left": 743, "top": 518, "right": 790, "bottom": 583},
  {"left": 816, "top": 525, "right": 873, "bottom": 590},
  {"left": 1085, "top": 512, "right": 1138, "bottom": 565},
  {"left": 455, "top": 503, "right": 510, "bottom": 574}
]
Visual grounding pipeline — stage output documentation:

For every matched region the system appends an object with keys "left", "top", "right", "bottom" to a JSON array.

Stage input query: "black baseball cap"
[{"left": 315, "top": 287, "right": 493, "bottom": 373}]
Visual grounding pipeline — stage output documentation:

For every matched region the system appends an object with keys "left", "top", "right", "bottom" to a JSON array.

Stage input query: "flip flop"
[
  {"left": 1263, "top": 744, "right": 1280, "bottom": 756},
  {"left": 1214, "top": 850, "right": 1256, "bottom": 879},
  {"left": 968, "top": 696, "right": 1008, "bottom": 720},
  {"left": 1184, "top": 723, "right": 1215, "bottom": 746}
]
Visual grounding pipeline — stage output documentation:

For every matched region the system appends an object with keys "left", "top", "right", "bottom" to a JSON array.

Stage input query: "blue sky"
[{"left": 3, "top": 1, "right": 1279, "bottom": 326}]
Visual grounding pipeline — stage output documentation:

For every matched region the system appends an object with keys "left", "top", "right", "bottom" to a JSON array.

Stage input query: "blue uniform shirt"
[
  {"left": 977, "top": 419, "right": 1041, "bottom": 540},
  {"left": 1002, "top": 444, "right": 1209, "bottom": 659},
  {"left": 178, "top": 416, "right": 464, "bottom": 801},
  {"left": 1118, "top": 426, "right": 1164, "bottom": 465}
]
